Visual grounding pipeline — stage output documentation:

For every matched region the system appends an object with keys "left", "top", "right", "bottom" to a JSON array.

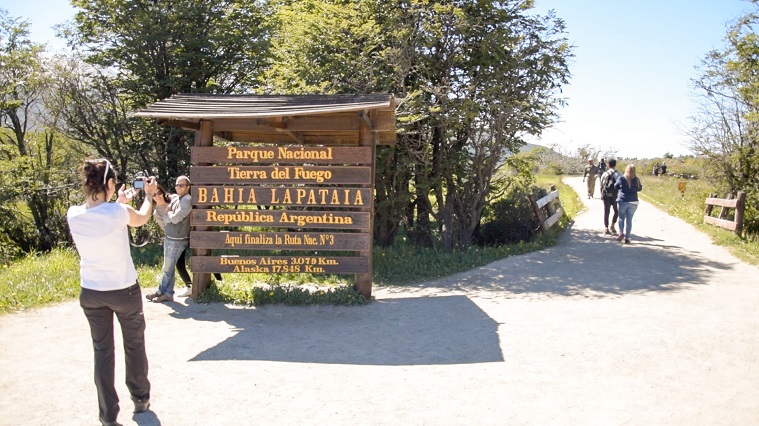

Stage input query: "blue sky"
[
  {"left": 2, "top": 0, "right": 753, "bottom": 159},
  {"left": 529, "top": 0, "right": 751, "bottom": 159}
]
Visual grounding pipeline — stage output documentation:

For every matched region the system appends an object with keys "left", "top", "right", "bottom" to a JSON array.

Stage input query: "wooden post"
[
  {"left": 191, "top": 120, "right": 214, "bottom": 298},
  {"left": 529, "top": 193, "right": 547, "bottom": 233},
  {"left": 735, "top": 191, "right": 746, "bottom": 236},
  {"left": 718, "top": 193, "right": 734, "bottom": 219},
  {"left": 355, "top": 112, "right": 375, "bottom": 299},
  {"left": 704, "top": 192, "right": 716, "bottom": 216}
]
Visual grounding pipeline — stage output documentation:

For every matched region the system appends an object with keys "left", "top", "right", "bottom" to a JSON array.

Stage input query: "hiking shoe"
[
  {"left": 624, "top": 238, "right": 630, "bottom": 244},
  {"left": 610, "top": 225, "right": 616, "bottom": 233},
  {"left": 100, "top": 420, "right": 122, "bottom": 426},
  {"left": 616, "top": 233, "right": 624, "bottom": 242},
  {"left": 604, "top": 228, "right": 611, "bottom": 235},
  {"left": 179, "top": 287, "right": 193, "bottom": 297},
  {"left": 145, "top": 292, "right": 159, "bottom": 301},
  {"left": 133, "top": 398, "right": 150, "bottom": 413},
  {"left": 152, "top": 294, "right": 173, "bottom": 303}
]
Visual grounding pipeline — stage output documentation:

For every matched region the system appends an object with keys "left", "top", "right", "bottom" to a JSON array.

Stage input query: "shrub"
[{"left": 476, "top": 186, "right": 539, "bottom": 246}]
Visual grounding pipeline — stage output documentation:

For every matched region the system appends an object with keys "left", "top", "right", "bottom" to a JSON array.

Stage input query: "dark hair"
[
  {"left": 79, "top": 158, "right": 116, "bottom": 201},
  {"left": 153, "top": 183, "right": 170, "bottom": 204},
  {"left": 608, "top": 159, "right": 617, "bottom": 168}
]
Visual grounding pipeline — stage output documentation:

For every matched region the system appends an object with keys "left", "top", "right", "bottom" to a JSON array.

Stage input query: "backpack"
[{"left": 601, "top": 170, "right": 618, "bottom": 198}]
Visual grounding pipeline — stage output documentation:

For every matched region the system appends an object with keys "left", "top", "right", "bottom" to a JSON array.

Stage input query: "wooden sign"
[
  {"left": 191, "top": 255, "right": 370, "bottom": 274},
  {"left": 190, "top": 165, "right": 371, "bottom": 184},
  {"left": 194, "top": 186, "right": 371, "bottom": 207},
  {"left": 191, "top": 231, "right": 370, "bottom": 251},
  {"left": 190, "top": 209, "right": 370, "bottom": 229},
  {"left": 191, "top": 146, "right": 372, "bottom": 164}
]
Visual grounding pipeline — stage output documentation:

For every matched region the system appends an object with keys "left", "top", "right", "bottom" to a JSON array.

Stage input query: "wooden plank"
[
  {"left": 543, "top": 207, "right": 564, "bottom": 230},
  {"left": 190, "top": 165, "right": 372, "bottom": 185},
  {"left": 191, "top": 146, "right": 372, "bottom": 164},
  {"left": 536, "top": 190, "right": 559, "bottom": 209},
  {"left": 705, "top": 198, "right": 739, "bottom": 208},
  {"left": 193, "top": 186, "right": 372, "bottom": 207},
  {"left": 191, "top": 255, "right": 370, "bottom": 274},
  {"left": 191, "top": 231, "right": 370, "bottom": 251},
  {"left": 703, "top": 215, "right": 738, "bottom": 231},
  {"left": 190, "top": 209, "right": 370, "bottom": 229}
]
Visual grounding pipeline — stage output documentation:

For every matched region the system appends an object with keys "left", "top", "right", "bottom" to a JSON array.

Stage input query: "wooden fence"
[
  {"left": 529, "top": 185, "right": 564, "bottom": 234},
  {"left": 704, "top": 191, "right": 746, "bottom": 235}
]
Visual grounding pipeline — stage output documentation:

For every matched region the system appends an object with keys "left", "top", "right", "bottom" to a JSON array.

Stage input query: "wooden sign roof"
[{"left": 135, "top": 93, "right": 399, "bottom": 145}]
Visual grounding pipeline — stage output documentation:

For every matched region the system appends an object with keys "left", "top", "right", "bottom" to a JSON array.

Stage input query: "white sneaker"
[{"left": 180, "top": 287, "right": 193, "bottom": 297}]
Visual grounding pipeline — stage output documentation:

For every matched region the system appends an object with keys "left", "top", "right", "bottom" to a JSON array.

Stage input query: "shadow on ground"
[
  {"left": 167, "top": 295, "right": 503, "bottom": 365},
  {"left": 400, "top": 225, "right": 733, "bottom": 298}
]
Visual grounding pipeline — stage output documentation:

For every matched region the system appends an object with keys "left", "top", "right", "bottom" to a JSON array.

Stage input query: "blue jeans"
[
  {"left": 158, "top": 238, "right": 189, "bottom": 297},
  {"left": 617, "top": 201, "right": 639, "bottom": 239}
]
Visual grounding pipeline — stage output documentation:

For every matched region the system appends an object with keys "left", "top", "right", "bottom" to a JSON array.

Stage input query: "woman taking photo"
[{"left": 66, "top": 158, "right": 156, "bottom": 426}]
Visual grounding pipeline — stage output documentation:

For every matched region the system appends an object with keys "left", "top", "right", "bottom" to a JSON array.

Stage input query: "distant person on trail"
[
  {"left": 582, "top": 158, "right": 599, "bottom": 199},
  {"left": 600, "top": 159, "right": 620, "bottom": 235},
  {"left": 615, "top": 164, "right": 643, "bottom": 244},
  {"left": 66, "top": 158, "right": 153, "bottom": 425},
  {"left": 653, "top": 162, "right": 660, "bottom": 176},
  {"left": 660, "top": 162, "right": 667, "bottom": 176},
  {"left": 597, "top": 158, "right": 606, "bottom": 179}
]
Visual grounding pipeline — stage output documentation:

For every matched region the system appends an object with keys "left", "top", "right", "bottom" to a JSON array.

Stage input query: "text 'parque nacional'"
[{"left": 226, "top": 146, "right": 333, "bottom": 162}]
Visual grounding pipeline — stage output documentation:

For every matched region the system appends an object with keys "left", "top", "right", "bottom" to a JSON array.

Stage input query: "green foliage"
[
  {"left": 688, "top": 4, "right": 759, "bottom": 237},
  {"left": 477, "top": 194, "right": 538, "bottom": 245},
  {"left": 197, "top": 283, "right": 369, "bottom": 306},
  {"left": 0, "top": 248, "right": 81, "bottom": 313},
  {"left": 67, "top": 0, "right": 269, "bottom": 101}
]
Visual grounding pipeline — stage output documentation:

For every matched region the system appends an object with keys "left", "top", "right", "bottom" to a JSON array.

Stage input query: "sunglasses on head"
[{"left": 102, "top": 159, "right": 111, "bottom": 185}]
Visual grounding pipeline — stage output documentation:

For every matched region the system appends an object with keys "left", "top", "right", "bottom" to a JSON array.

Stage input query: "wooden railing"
[
  {"left": 704, "top": 191, "right": 746, "bottom": 235},
  {"left": 529, "top": 185, "right": 564, "bottom": 234}
]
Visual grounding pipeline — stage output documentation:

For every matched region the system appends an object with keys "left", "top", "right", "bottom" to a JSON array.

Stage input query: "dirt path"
[{"left": 1, "top": 176, "right": 758, "bottom": 425}]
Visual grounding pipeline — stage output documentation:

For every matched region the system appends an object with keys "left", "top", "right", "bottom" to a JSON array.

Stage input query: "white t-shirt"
[{"left": 67, "top": 202, "right": 138, "bottom": 291}]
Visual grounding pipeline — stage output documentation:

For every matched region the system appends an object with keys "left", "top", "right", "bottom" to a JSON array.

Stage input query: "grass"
[{"left": 0, "top": 175, "right": 583, "bottom": 314}]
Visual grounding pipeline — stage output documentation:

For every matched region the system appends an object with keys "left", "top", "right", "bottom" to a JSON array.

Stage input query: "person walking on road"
[
  {"left": 66, "top": 158, "right": 154, "bottom": 426},
  {"left": 582, "top": 158, "right": 599, "bottom": 199},
  {"left": 600, "top": 159, "right": 620, "bottom": 235},
  {"left": 615, "top": 164, "right": 643, "bottom": 244},
  {"left": 146, "top": 175, "right": 192, "bottom": 303}
]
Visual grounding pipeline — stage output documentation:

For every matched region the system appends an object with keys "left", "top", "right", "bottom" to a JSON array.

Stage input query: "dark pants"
[
  {"left": 175, "top": 248, "right": 192, "bottom": 288},
  {"left": 603, "top": 196, "right": 618, "bottom": 229},
  {"left": 80, "top": 283, "right": 150, "bottom": 423}
]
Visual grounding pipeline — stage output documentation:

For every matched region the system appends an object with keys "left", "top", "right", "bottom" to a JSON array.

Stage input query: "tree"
[
  {"left": 264, "top": 0, "right": 572, "bottom": 250},
  {"left": 0, "top": 10, "right": 79, "bottom": 256},
  {"left": 689, "top": 2, "right": 759, "bottom": 237},
  {"left": 63, "top": 0, "right": 271, "bottom": 178}
]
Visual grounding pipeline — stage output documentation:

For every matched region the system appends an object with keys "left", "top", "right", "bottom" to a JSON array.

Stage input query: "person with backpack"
[
  {"left": 615, "top": 164, "right": 643, "bottom": 244},
  {"left": 600, "top": 159, "right": 620, "bottom": 235}
]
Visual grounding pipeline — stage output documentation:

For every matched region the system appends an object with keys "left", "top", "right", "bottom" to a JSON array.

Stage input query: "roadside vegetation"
[{"left": 637, "top": 174, "right": 759, "bottom": 266}]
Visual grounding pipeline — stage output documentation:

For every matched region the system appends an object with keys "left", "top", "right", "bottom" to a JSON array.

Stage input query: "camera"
[{"left": 131, "top": 170, "right": 149, "bottom": 190}]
